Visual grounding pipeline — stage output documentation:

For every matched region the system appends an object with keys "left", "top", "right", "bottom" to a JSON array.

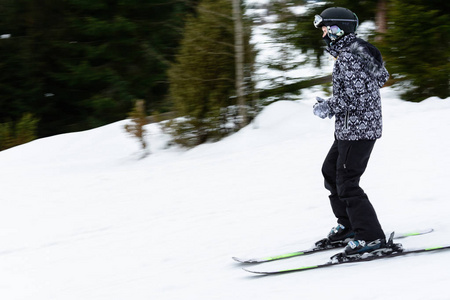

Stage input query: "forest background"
[{"left": 0, "top": 0, "right": 448, "bottom": 150}]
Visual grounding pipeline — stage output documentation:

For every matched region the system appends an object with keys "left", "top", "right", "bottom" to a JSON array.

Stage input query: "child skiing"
[{"left": 312, "top": 7, "right": 392, "bottom": 258}]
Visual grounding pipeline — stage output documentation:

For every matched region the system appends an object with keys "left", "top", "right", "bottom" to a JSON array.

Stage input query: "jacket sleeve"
[
  {"left": 376, "top": 65, "right": 390, "bottom": 88},
  {"left": 327, "top": 51, "right": 361, "bottom": 114}
]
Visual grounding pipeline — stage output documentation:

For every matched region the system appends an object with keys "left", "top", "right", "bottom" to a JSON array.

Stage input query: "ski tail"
[{"left": 393, "top": 228, "right": 433, "bottom": 239}]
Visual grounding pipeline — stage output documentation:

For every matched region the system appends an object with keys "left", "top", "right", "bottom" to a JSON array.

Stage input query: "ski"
[
  {"left": 232, "top": 228, "right": 433, "bottom": 263},
  {"left": 243, "top": 243, "right": 450, "bottom": 275}
]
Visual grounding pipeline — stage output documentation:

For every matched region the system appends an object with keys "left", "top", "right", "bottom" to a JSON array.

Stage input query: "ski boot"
[
  {"left": 330, "top": 232, "right": 404, "bottom": 263},
  {"left": 315, "top": 224, "right": 355, "bottom": 250}
]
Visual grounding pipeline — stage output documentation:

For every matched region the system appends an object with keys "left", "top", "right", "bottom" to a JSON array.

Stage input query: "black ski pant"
[{"left": 322, "top": 139, "right": 385, "bottom": 241}]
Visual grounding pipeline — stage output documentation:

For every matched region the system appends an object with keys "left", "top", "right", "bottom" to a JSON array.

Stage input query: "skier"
[{"left": 312, "top": 7, "right": 391, "bottom": 258}]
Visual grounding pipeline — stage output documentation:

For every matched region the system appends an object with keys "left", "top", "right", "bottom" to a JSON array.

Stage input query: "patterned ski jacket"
[{"left": 327, "top": 33, "right": 389, "bottom": 141}]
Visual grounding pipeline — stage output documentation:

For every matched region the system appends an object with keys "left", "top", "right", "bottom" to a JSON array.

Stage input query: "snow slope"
[{"left": 1, "top": 87, "right": 450, "bottom": 300}]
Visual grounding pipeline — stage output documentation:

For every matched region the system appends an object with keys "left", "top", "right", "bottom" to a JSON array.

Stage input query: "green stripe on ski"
[
  {"left": 262, "top": 252, "right": 305, "bottom": 261},
  {"left": 402, "top": 232, "right": 422, "bottom": 237},
  {"left": 400, "top": 230, "right": 432, "bottom": 237},
  {"left": 243, "top": 264, "right": 319, "bottom": 275},
  {"left": 393, "top": 228, "right": 433, "bottom": 239},
  {"left": 425, "top": 246, "right": 443, "bottom": 251},
  {"left": 284, "top": 265, "right": 319, "bottom": 271}
]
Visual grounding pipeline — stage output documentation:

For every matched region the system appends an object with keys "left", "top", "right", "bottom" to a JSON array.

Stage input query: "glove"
[{"left": 313, "top": 97, "right": 333, "bottom": 119}]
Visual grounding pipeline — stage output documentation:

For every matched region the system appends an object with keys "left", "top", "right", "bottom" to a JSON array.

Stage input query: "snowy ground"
[{"left": 1, "top": 86, "right": 450, "bottom": 300}]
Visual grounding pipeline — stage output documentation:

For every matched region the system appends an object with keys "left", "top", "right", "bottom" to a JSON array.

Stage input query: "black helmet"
[{"left": 314, "top": 7, "right": 359, "bottom": 36}]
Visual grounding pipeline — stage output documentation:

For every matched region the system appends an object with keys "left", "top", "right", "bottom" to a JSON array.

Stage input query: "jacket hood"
[
  {"left": 348, "top": 39, "right": 386, "bottom": 79},
  {"left": 327, "top": 33, "right": 389, "bottom": 87}
]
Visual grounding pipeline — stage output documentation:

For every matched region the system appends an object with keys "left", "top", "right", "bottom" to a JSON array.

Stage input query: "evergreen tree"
[
  {"left": 167, "top": 0, "right": 254, "bottom": 147},
  {"left": 266, "top": 0, "right": 308, "bottom": 87},
  {"left": 0, "top": 0, "right": 198, "bottom": 138},
  {"left": 0, "top": 122, "right": 13, "bottom": 150},
  {"left": 381, "top": 0, "right": 450, "bottom": 101},
  {"left": 124, "top": 99, "right": 149, "bottom": 158},
  {"left": 0, "top": 113, "right": 38, "bottom": 150},
  {"left": 14, "top": 113, "right": 39, "bottom": 146},
  {"left": 0, "top": 0, "right": 46, "bottom": 128}
]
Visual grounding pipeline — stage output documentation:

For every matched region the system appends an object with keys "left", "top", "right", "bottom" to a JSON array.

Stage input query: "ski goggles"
[
  {"left": 313, "top": 14, "right": 359, "bottom": 29},
  {"left": 327, "top": 25, "right": 345, "bottom": 38}
]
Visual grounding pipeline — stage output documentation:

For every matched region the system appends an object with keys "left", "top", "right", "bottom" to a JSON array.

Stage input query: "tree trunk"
[
  {"left": 232, "top": 0, "right": 247, "bottom": 127},
  {"left": 375, "top": 0, "right": 387, "bottom": 41}
]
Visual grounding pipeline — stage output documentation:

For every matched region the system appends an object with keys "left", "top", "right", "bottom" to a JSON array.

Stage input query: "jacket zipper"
[{"left": 344, "top": 111, "right": 349, "bottom": 130}]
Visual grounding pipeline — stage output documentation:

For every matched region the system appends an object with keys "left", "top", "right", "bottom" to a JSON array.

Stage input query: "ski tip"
[
  {"left": 232, "top": 257, "right": 253, "bottom": 263},
  {"left": 242, "top": 268, "right": 269, "bottom": 275},
  {"left": 233, "top": 257, "right": 261, "bottom": 263},
  {"left": 422, "top": 228, "right": 434, "bottom": 234}
]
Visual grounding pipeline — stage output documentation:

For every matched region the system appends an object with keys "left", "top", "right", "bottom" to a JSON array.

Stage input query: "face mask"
[{"left": 323, "top": 35, "right": 332, "bottom": 47}]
